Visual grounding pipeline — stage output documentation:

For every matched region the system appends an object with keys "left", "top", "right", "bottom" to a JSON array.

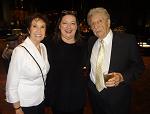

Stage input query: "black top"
[{"left": 45, "top": 38, "right": 87, "bottom": 112}]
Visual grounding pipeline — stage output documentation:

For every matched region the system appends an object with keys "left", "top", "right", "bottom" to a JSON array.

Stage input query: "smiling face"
[
  {"left": 59, "top": 14, "right": 77, "bottom": 43},
  {"left": 89, "top": 12, "right": 110, "bottom": 39},
  {"left": 29, "top": 18, "right": 46, "bottom": 44}
]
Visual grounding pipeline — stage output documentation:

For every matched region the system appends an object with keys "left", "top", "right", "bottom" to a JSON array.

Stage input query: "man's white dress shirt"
[{"left": 90, "top": 30, "right": 113, "bottom": 84}]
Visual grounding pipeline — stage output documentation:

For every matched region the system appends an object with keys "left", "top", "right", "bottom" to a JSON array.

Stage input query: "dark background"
[{"left": 0, "top": 0, "right": 149, "bottom": 34}]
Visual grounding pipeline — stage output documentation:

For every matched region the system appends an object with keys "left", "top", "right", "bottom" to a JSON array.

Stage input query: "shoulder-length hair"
[{"left": 53, "top": 10, "right": 81, "bottom": 43}]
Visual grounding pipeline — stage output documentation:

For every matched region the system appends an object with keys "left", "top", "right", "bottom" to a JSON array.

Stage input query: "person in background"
[
  {"left": 45, "top": 10, "right": 87, "bottom": 114},
  {"left": 86, "top": 7, "right": 145, "bottom": 114},
  {"left": 6, "top": 13, "right": 50, "bottom": 114},
  {"left": 2, "top": 33, "right": 26, "bottom": 72}
]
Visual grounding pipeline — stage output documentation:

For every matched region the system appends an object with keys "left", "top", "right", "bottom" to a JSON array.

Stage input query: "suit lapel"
[
  {"left": 87, "top": 36, "right": 98, "bottom": 71},
  {"left": 108, "top": 33, "right": 118, "bottom": 73},
  {"left": 88, "top": 36, "right": 98, "bottom": 56}
]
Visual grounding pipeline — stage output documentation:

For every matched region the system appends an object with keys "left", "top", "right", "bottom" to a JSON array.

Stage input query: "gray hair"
[{"left": 87, "top": 7, "right": 110, "bottom": 26}]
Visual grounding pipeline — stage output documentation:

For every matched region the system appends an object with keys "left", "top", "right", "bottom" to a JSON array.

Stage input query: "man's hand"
[{"left": 105, "top": 72, "right": 124, "bottom": 87}]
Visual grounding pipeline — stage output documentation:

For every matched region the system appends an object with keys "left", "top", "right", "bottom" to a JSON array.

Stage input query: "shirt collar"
[{"left": 98, "top": 29, "right": 113, "bottom": 45}]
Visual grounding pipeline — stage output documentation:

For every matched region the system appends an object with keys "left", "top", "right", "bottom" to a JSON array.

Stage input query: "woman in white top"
[{"left": 6, "top": 13, "right": 50, "bottom": 114}]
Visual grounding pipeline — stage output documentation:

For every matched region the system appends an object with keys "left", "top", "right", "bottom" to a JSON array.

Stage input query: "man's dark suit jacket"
[{"left": 87, "top": 32, "right": 145, "bottom": 114}]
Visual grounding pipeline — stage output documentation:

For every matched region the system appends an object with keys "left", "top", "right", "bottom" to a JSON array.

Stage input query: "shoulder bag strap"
[{"left": 21, "top": 45, "right": 46, "bottom": 86}]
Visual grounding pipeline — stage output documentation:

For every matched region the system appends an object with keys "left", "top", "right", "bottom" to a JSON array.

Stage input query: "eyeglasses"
[{"left": 61, "top": 10, "right": 77, "bottom": 15}]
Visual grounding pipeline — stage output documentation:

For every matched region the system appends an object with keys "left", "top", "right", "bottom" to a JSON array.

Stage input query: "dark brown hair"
[
  {"left": 25, "top": 13, "right": 48, "bottom": 34},
  {"left": 53, "top": 10, "right": 81, "bottom": 43}
]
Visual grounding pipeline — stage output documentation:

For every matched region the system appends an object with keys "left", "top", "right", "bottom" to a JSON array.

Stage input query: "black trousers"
[
  {"left": 22, "top": 102, "right": 44, "bottom": 114},
  {"left": 52, "top": 107, "right": 83, "bottom": 114},
  {"left": 88, "top": 80, "right": 131, "bottom": 114}
]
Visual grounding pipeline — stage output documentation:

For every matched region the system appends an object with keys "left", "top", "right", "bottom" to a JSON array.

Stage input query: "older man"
[{"left": 86, "top": 7, "right": 145, "bottom": 114}]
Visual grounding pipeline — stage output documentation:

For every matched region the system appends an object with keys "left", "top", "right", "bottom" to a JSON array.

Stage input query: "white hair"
[{"left": 87, "top": 7, "right": 110, "bottom": 26}]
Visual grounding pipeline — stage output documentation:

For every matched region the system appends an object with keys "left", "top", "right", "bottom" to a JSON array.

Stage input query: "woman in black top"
[{"left": 45, "top": 10, "right": 87, "bottom": 114}]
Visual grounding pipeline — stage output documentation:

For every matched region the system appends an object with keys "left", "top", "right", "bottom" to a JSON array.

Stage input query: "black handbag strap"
[{"left": 21, "top": 45, "right": 46, "bottom": 86}]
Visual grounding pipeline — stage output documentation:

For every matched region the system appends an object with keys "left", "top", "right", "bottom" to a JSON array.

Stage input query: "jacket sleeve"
[
  {"left": 5, "top": 46, "right": 24, "bottom": 103},
  {"left": 122, "top": 35, "right": 145, "bottom": 84}
]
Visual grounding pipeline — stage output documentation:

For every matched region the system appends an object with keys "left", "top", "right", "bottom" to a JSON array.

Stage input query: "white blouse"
[{"left": 6, "top": 37, "right": 50, "bottom": 107}]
